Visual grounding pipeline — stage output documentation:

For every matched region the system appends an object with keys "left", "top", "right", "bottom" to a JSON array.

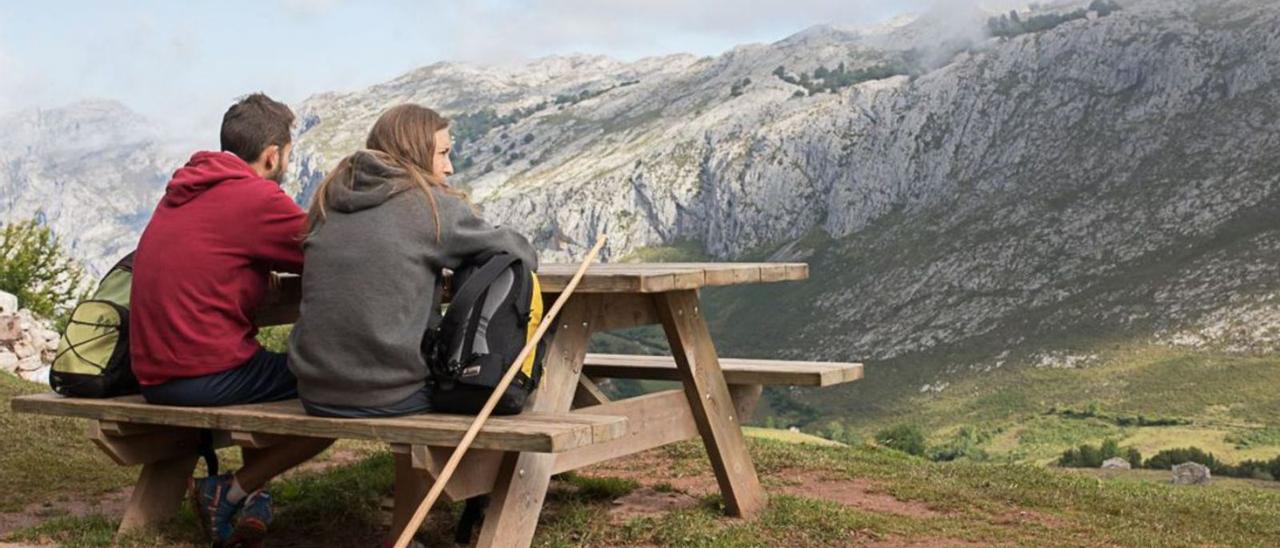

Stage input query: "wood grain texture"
[
  {"left": 406, "top": 446, "right": 505, "bottom": 503},
  {"left": 394, "top": 384, "right": 768, "bottom": 501},
  {"left": 554, "top": 389, "right": 698, "bottom": 473},
  {"left": 88, "top": 422, "right": 231, "bottom": 466},
  {"left": 230, "top": 431, "right": 304, "bottom": 449},
  {"left": 655, "top": 290, "right": 766, "bottom": 518},
  {"left": 14, "top": 394, "right": 625, "bottom": 453},
  {"left": 255, "top": 263, "right": 807, "bottom": 328},
  {"left": 573, "top": 377, "right": 611, "bottom": 408},
  {"left": 476, "top": 296, "right": 596, "bottom": 547},
  {"left": 582, "top": 353, "right": 863, "bottom": 387},
  {"left": 536, "top": 262, "right": 807, "bottom": 293},
  {"left": 117, "top": 454, "right": 199, "bottom": 534}
]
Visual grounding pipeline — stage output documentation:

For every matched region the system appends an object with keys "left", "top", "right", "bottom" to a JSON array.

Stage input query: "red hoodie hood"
[{"left": 163, "top": 151, "right": 259, "bottom": 206}]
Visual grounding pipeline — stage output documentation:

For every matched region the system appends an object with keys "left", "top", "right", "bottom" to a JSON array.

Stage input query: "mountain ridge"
[{"left": 2, "top": 1, "right": 1278, "bottom": 440}]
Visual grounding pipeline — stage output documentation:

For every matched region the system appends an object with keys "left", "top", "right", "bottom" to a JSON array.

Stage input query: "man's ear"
[{"left": 259, "top": 144, "right": 280, "bottom": 174}]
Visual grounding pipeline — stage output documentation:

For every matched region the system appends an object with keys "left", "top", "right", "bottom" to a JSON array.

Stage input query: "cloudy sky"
[{"left": 0, "top": 0, "right": 1016, "bottom": 132}]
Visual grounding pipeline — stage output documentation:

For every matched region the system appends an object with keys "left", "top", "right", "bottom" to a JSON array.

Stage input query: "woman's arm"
[{"left": 430, "top": 191, "right": 539, "bottom": 271}]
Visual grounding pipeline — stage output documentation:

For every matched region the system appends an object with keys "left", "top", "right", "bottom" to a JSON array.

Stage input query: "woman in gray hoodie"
[{"left": 287, "top": 104, "right": 538, "bottom": 419}]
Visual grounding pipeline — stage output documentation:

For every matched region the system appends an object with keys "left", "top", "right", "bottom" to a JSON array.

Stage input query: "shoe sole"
[{"left": 228, "top": 517, "right": 267, "bottom": 548}]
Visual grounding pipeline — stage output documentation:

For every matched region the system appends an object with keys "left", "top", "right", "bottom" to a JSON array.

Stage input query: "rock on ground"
[
  {"left": 1101, "top": 457, "right": 1132, "bottom": 470},
  {"left": 0, "top": 308, "right": 59, "bottom": 385},
  {"left": 1171, "top": 462, "right": 1212, "bottom": 485}
]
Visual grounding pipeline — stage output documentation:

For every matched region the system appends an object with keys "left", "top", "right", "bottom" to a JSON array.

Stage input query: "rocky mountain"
[
  {"left": 3, "top": 0, "right": 1278, "bottom": 425},
  {"left": 287, "top": 0, "right": 1280, "bottom": 355},
  {"left": 0, "top": 100, "right": 181, "bottom": 275}
]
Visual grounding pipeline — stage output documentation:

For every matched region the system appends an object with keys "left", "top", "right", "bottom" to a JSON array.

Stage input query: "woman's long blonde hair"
[{"left": 306, "top": 104, "right": 462, "bottom": 240}]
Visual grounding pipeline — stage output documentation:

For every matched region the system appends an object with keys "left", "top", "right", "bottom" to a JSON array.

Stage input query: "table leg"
[
  {"left": 118, "top": 454, "right": 199, "bottom": 535},
  {"left": 476, "top": 296, "right": 595, "bottom": 547},
  {"left": 654, "top": 290, "right": 766, "bottom": 517},
  {"left": 389, "top": 450, "right": 431, "bottom": 541}
]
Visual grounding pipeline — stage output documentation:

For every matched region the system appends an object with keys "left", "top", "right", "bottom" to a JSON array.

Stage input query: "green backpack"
[{"left": 49, "top": 253, "right": 140, "bottom": 398}]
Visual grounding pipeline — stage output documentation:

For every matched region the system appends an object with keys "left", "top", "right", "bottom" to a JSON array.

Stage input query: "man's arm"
[{"left": 250, "top": 184, "right": 308, "bottom": 274}]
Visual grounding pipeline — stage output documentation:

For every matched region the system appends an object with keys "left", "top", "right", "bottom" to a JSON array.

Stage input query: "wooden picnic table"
[
  {"left": 431, "top": 262, "right": 811, "bottom": 544},
  {"left": 13, "top": 262, "right": 865, "bottom": 547}
]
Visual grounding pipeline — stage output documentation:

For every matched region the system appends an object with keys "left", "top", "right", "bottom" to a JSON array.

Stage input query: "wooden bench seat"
[
  {"left": 581, "top": 353, "right": 863, "bottom": 387},
  {"left": 11, "top": 393, "right": 627, "bottom": 453}
]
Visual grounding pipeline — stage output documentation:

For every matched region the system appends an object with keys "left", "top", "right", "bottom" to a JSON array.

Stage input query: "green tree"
[
  {"left": 0, "top": 219, "right": 89, "bottom": 321},
  {"left": 824, "top": 420, "right": 845, "bottom": 442},
  {"left": 875, "top": 424, "right": 926, "bottom": 456},
  {"left": 1125, "top": 447, "right": 1144, "bottom": 469}
]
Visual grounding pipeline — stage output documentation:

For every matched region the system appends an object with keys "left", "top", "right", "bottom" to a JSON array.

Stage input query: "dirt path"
[
  {"left": 0, "top": 488, "right": 130, "bottom": 538},
  {"left": 0, "top": 446, "right": 367, "bottom": 539}
]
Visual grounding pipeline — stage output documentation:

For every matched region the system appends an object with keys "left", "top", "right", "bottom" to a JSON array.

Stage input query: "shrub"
[
  {"left": 1057, "top": 439, "right": 1136, "bottom": 468},
  {"left": 875, "top": 424, "right": 926, "bottom": 457},
  {"left": 0, "top": 219, "right": 89, "bottom": 324},
  {"left": 817, "top": 420, "right": 861, "bottom": 446},
  {"left": 1126, "top": 447, "right": 1143, "bottom": 469},
  {"left": 926, "top": 427, "right": 991, "bottom": 462},
  {"left": 1145, "top": 447, "right": 1226, "bottom": 474}
]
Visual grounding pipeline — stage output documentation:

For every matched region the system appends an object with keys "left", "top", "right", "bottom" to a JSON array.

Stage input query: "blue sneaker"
[
  {"left": 189, "top": 474, "right": 242, "bottom": 546},
  {"left": 229, "top": 490, "right": 272, "bottom": 547}
]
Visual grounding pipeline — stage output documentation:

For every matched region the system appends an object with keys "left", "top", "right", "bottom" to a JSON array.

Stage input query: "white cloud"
[
  {"left": 0, "top": 31, "right": 48, "bottom": 116},
  {"left": 436, "top": 0, "right": 1038, "bottom": 65},
  {"left": 279, "top": 0, "right": 344, "bottom": 18}
]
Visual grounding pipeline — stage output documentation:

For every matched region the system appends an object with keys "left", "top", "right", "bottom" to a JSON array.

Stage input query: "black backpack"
[
  {"left": 50, "top": 253, "right": 141, "bottom": 398},
  {"left": 427, "top": 254, "right": 550, "bottom": 415}
]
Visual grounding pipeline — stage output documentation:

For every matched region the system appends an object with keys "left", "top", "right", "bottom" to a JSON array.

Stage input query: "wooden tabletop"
[
  {"left": 257, "top": 262, "right": 807, "bottom": 325},
  {"left": 536, "top": 262, "right": 808, "bottom": 293}
]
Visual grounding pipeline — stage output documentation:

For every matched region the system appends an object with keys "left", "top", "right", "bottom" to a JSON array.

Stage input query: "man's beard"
[{"left": 267, "top": 164, "right": 287, "bottom": 185}]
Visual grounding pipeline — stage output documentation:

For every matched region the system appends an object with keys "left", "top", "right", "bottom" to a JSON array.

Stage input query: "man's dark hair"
[{"left": 220, "top": 93, "right": 295, "bottom": 163}]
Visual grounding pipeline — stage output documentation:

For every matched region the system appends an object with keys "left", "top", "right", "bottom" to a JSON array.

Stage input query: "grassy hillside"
[
  {"left": 581, "top": 235, "right": 1280, "bottom": 466},
  {"left": 706, "top": 307, "right": 1280, "bottom": 465},
  {"left": 0, "top": 374, "right": 136, "bottom": 512},
  {"left": 7, "top": 433, "right": 1280, "bottom": 546}
]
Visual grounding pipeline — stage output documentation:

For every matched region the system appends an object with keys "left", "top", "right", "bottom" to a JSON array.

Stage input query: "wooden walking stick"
[{"left": 393, "top": 234, "right": 608, "bottom": 548}]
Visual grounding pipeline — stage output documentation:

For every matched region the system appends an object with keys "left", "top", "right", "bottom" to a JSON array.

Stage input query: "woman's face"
[{"left": 432, "top": 128, "right": 453, "bottom": 180}]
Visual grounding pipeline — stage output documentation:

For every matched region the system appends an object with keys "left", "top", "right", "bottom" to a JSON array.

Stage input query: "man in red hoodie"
[{"left": 131, "top": 93, "right": 331, "bottom": 546}]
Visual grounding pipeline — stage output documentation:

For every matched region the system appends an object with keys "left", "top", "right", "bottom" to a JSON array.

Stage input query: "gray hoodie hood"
[
  {"left": 289, "top": 149, "right": 540, "bottom": 409},
  {"left": 325, "top": 150, "right": 415, "bottom": 213}
]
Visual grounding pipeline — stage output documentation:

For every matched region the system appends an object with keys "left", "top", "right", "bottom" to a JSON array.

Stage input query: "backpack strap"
[
  {"left": 422, "top": 275, "right": 446, "bottom": 375},
  {"left": 111, "top": 251, "right": 137, "bottom": 272},
  {"left": 449, "top": 254, "right": 522, "bottom": 317},
  {"left": 198, "top": 429, "right": 219, "bottom": 477},
  {"left": 442, "top": 254, "right": 522, "bottom": 367}
]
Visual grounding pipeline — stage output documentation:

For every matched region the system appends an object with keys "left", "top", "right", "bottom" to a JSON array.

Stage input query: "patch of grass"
[
  {"left": 743, "top": 426, "right": 845, "bottom": 447},
  {"left": 267, "top": 451, "right": 395, "bottom": 542},
  {"left": 0, "top": 374, "right": 136, "bottom": 512},
  {"left": 559, "top": 472, "right": 640, "bottom": 500},
  {"left": 5, "top": 508, "right": 201, "bottom": 547},
  {"left": 6, "top": 514, "right": 117, "bottom": 546},
  {"left": 773, "top": 341, "right": 1280, "bottom": 465},
  {"left": 652, "top": 482, "right": 679, "bottom": 493},
  {"left": 1227, "top": 427, "right": 1280, "bottom": 449},
  {"left": 255, "top": 324, "right": 293, "bottom": 353},
  {"left": 12, "top": 438, "right": 1280, "bottom": 546}
]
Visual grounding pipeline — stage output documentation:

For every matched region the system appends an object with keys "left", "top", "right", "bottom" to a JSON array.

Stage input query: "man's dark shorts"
[{"left": 141, "top": 349, "right": 298, "bottom": 406}]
